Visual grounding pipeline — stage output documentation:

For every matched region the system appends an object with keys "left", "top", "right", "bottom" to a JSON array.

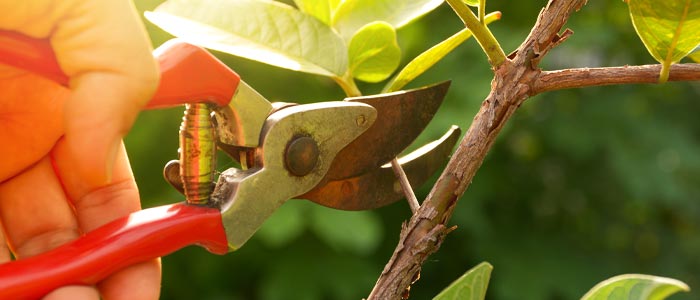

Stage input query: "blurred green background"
[{"left": 127, "top": 1, "right": 700, "bottom": 299}]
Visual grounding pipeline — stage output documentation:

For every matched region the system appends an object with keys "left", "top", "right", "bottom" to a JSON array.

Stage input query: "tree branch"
[
  {"left": 534, "top": 63, "right": 700, "bottom": 94},
  {"left": 367, "top": 0, "right": 586, "bottom": 299},
  {"left": 367, "top": 0, "right": 700, "bottom": 299}
]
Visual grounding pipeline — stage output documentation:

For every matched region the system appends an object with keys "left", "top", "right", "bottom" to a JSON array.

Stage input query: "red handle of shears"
[
  {"left": 0, "top": 30, "right": 241, "bottom": 108},
  {"left": 0, "top": 204, "right": 229, "bottom": 299}
]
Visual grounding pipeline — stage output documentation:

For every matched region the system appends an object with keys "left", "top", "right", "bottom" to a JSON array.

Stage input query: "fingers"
[
  {"left": 1, "top": 0, "right": 160, "bottom": 186},
  {"left": 0, "top": 222, "right": 10, "bottom": 263},
  {"left": 0, "top": 67, "right": 68, "bottom": 181},
  {"left": 0, "top": 156, "right": 100, "bottom": 299},
  {"left": 52, "top": 139, "right": 161, "bottom": 300},
  {"left": 54, "top": 0, "right": 159, "bottom": 187}
]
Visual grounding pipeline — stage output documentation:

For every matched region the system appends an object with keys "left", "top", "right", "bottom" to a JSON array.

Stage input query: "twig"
[
  {"left": 534, "top": 64, "right": 700, "bottom": 94},
  {"left": 445, "top": 0, "right": 506, "bottom": 67},
  {"left": 390, "top": 159, "right": 420, "bottom": 213}
]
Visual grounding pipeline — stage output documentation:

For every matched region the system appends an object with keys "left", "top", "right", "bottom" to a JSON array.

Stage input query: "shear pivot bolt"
[{"left": 285, "top": 136, "right": 319, "bottom": 176}]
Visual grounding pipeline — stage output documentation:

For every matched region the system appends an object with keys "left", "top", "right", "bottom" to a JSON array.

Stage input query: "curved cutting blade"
[
  {"left": 301, "top": 126, "right": 460, "bottom": 210},
  {"left": 324, "top": 81, "right": 451, "bottom": 181}
]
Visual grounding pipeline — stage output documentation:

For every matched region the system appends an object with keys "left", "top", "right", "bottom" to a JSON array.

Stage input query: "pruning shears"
[{"left": 0, "top": 30, "right": 459, "bottom": 299}]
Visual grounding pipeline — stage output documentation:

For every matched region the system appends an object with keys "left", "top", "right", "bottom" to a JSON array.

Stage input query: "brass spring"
[{"left": 179, "top": 103, "right": 217, "bottom": 205}]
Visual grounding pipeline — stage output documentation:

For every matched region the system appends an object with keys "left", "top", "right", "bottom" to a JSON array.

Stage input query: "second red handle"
[{"left": 0, "top": 203, "right": 229, "bottom": 300}]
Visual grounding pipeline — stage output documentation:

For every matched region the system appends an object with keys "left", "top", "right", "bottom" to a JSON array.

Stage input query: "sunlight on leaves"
[
  {"left": 433, "top": 262, "right": 493, "bottom": 300},
  {"left": 332, "top": 0, "right": 444, "bottom": 40},
  {"left": 146, "top": 0, "right": 347, "bottom": 77},
  {"left": 293, "top": 0, "right": 341, "bottom": 25},
  {"left": 348, "top": 21, "right": 401, "bottom": 83},
  {"left": 628, "top": 0, "right": 700, "bottom": 82},
  {"left": 581, "top": 274, "right": 690, "bottom": 300},
  {"left": 383, "top": 11, "right": 501, "bottom": 93}
]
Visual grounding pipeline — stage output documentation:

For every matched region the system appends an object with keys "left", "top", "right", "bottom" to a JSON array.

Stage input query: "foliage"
[
  {"left": 347, "top": 21, "right": 400, "bottom": 83},
  {"left": 147, "top": 0, "right": 448, "bottom": 95},
  {"left": 433, "top": 262, "right": 492, "bottom": 300},
  {"left": 145, "top": 0, "right": 348, "bottom": 77},
  {"left": 582, "top": 274, "right": 689, "bottom": 300},
  {"left": 383, "top": 11, "right": 500, "bottom": 93},
  {"left": 127, "top": 0, "right": 700, "bottom": 299},
  {"left": 627, "top": 0, "right": 700, "bottom": 82}
]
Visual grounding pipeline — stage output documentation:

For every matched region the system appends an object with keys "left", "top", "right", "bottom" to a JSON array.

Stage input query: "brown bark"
[
  {"left": 534, "top": 64, "right": 700, "bottom": 93},
  {"left": 367, "top": 0, "right": 700, "bottom": 299}
]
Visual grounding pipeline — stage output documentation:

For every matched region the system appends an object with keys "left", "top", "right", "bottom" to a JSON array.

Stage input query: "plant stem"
[
  {"left": 446, "top": 0, "right": 506, "bottom": 67},
  {"left": 533, "top": 63, "right": 700, "bottom": 93},
  {"left": 659, "top": 61, "right": 671, "bottom": 83},
  {"left": 333, "top": 72, "right": 362, "bottom": 97},
  {"left": 479, "top": 0, "right": 486, "bottom": 24},
  {"left": 391, "top": 158, "right": 420, "bottom": 213}
]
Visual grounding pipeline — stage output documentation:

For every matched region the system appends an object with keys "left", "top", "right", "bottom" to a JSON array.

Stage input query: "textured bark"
[
  {"left": 367, "top": 0, "right": 700, "bottom": 299},
  {"left": 534, "top": 64, "right": 700, "bottom": 93}
]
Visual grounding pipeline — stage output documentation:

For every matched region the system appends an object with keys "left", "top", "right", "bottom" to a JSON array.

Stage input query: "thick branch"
[
  {"left": 367, "top": 0, "right": 587, "bottom": 299},
  {"left": 534, "top": 63, "right": 700, "bottom": 93},
  {"left": 368, "top": 0, "right": 700, "bottom": 299}
]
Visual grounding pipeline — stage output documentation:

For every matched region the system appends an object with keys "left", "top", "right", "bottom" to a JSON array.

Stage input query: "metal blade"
[
  {"left": 324, "top": 81, "right": 451, "bottom": 181},
  {"left": 300, "top": 126, "right": 460, "bottom": 210}
]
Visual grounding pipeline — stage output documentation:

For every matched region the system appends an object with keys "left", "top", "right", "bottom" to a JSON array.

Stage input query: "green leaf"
[
  {"left": 145, "top": 0, "right": 347, "bottom": 77},
  {"left": 332, "top": 0, "right": 443, "bottom": 40},
  {"left": 581, "top": 274, "right": 690, "bottom": 300},
  {"left": 309, "top": 206, "right": 382, "bottom": 255},
  {"left": 293, "top": 0, "right": 341, "bottom": 25},
  {"left": 463, "top": 0, "right": 480, "bottom": 6},
  {"left": 383, "top": 11, "right": 501, "bottom": 92},
  {"left": 348, "top": 21, "right": 401, "bottom": 83},
  {"left": 688, "top": 45, "right": 700, "bottom": 62},
  {"left": 433, "top": 262, "right": 493, "bottom": 300},
  {"left": 628, "top": 0, "right": 700, "bottom": 82}
]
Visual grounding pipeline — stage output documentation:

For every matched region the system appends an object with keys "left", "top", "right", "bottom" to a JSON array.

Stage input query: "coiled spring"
[{"left": 179, "top": 103, "right": 216, "bottom": 205}]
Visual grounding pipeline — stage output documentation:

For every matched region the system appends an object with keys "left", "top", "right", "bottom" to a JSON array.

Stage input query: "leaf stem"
[
  {"left": 333, "top": 72, "right": 362, "bottom": 97},
  {"left": 479, "top": 0, "right": 486, "bottom": 24},
  {"left": 659, "top": 61, "right": 671, "bottom": 83},
  {"left": 446, "top": 0, "right": 506, "bottom": 67}
]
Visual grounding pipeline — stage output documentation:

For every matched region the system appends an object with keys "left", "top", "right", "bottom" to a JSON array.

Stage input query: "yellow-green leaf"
[
  {"left": 146, "top": 0, "right": 347, "bottom": 77},
  {"left": 348, "top": 21, "right": 401, "bottom": 83},
  {"left": 628, "top": 0, "right": 700, "bottom": 82},
  {"left": 688, "top": 45, "right": 700, "bottom": 62},
  {"left": 383, "top": 11, "right": 501, "bottom": 93},
  {"left": 581, "top": 274, "right": 690, "bottom": 300},
  {"left": 433, "top": 262, "right": 492, "bottom": 300},
  {"left": 463, "top": 0, "right": 480, "bottom": 6},
  {"left": 293, "top": 0, "right": 341, "bottom": 25},
  {"left": 332, "top": 0, "right": 443, "bottom": 40}
]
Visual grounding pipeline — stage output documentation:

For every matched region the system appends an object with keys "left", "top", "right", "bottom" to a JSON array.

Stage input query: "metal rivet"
[
  {"left": 285, "top": 136, "right": 319, "bottom": 176},
  {"left": 356, "top": 114, "right": 366, "bottom": 126}
]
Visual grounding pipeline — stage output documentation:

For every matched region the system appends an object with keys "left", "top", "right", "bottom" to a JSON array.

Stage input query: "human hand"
[{"left": 0, "top": 0, "right": 160, "bottom": 299}]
